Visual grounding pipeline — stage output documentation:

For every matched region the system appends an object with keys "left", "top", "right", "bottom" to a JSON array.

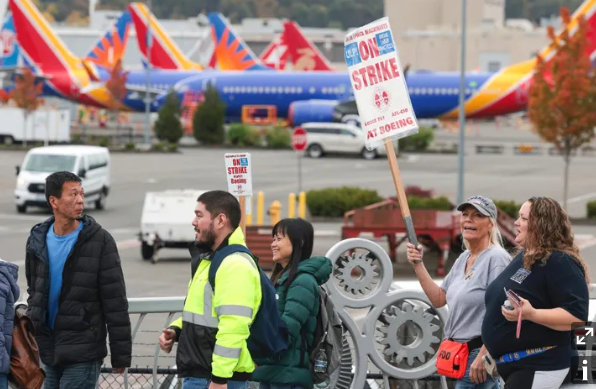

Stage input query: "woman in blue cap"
[{"left": 406, "top": 195, "right": 511, "bottom": 389}]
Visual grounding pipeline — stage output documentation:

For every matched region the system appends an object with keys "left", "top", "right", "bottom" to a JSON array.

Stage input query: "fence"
[{"left": 13, "top": 237, "right": 596, "bottom": 388}]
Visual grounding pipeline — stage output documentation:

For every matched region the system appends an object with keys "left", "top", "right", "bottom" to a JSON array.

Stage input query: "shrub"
[
  {"left": 588, "top": 200, "right": 596, "bottom": 219},
  {"left": 151, "top": 142, "right": 164, "bottom": 151},
  {"left": 405, "top": 185, "right": 434, "bottom": 198},
  {"left": 193, "top": 84, "right": 226, "bottom": 145},
  {"left": 98, "top": 137, "right": 109, "bottom": 147},
  {"left": 155, "top": 91, "right": 184, "bottom": 144},
  {"left": 266, "top": 126, "right": 291, "bottom": 149},
  {"left": 228, "top": 124, "right": 260, "bottom": 146},
  {"left": 399, "top": 126, "right": 434, "bottom": 151},
  {"left": 167, "top": 143, "right": 178, "bottom": 152},
  {"left": 493, "top": 200, "right": 522, "bottom": 219},
  {"left": 408, "top": 196, "right": 453, "bottom": 210},
  {"left": 306, "top": 187, "right": 384, "bottom": 218}
]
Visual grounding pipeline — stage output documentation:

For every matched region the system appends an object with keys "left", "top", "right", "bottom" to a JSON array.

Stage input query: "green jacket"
[{"left": 252, "top": 256, "right": 332, "bottom": 388}]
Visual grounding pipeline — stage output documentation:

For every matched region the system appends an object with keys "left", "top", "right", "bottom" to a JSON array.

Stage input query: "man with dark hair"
[
  {"left": 158, "top": 190, "right": 261, "bottom": 389},
  {"left": 25, "top": 171, "right": 131, "bottom": 389}
]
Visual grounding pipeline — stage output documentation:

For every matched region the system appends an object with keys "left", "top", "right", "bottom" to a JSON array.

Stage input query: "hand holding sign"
[{"left": 344, "top": 17, "right": 419, "bottom": 246}]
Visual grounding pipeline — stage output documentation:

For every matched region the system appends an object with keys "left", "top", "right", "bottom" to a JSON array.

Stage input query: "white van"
[{"left": 14, "top": 145, "right": 111, "bottom": 213}]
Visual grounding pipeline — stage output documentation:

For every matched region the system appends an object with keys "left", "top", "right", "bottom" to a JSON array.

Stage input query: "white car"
[
  {"left": 14, "top": 145, "right": 111, "bottom": 213},
  {"left": 300, "top": 122, "right": 389, "bottom": 160}
]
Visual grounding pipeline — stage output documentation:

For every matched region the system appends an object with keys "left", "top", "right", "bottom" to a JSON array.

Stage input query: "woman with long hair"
[
  {"left": 407, "top": 195, "right": 510, "bottom": 389},
  {"left": 252, "top": 218, "right": 332, "bottom": 389},
  {"left": 481, "top": 197, "right": 590, "bottom": 389}
]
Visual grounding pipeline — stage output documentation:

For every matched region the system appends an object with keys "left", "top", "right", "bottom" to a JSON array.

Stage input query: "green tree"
[
  {"left": 192, "top": 84, "right": 226, "bottom": 145},
  {"left": 154, "top": 91, "right": 184, "bottom": 144},
  {"left": 527, "top": 7, "right": 596, "bottom": 210}
]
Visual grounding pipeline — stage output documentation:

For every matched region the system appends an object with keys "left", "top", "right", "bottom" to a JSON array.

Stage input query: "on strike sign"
[
  {"left": 224, "top": 153, "right": 252, "bottom": 196},
  {"left": 344, "top": 17, "right": 418, "bottom": 150}
]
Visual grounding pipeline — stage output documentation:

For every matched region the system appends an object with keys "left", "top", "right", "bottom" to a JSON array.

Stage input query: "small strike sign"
[{"left": 224, "top": 153, "right": 252, "bottom": 196}]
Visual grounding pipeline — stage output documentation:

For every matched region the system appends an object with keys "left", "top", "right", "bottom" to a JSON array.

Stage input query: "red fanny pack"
[{"left": 435, "top": 339, "right": 469, "bottom": 379}]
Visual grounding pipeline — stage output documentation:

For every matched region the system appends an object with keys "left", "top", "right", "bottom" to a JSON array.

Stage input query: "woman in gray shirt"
[{"left": 406, "top": 195, "right": 511, "bottom": 389}]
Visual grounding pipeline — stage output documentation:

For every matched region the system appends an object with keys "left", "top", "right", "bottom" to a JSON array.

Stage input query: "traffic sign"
[{"left": 292, "top": 127, "right": 307, "bottom": 152}]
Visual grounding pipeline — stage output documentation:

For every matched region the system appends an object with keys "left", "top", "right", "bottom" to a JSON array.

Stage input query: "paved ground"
[{"left": 1, "top": 137, "right": 595, "bottom": 374}]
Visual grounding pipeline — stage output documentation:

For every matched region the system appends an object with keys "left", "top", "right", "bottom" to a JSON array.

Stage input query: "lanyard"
[{"left": 496, "top": 346, "right": 557, "bottom": 364}]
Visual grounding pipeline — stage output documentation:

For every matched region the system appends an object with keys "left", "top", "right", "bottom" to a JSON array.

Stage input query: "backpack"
[
  {"left": 9, "top": 304, "right": 45, "bottom": 389},
  {"left": 300, "top": 285, "right": 343, "bottom": 384},
  {"left": 209, "top": 244, "right": 289, "bottom": 360}
]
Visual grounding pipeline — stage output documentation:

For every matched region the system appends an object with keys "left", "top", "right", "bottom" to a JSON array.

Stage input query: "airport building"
[{"left": 384, "top": 0, "right": 559, "bottom": 72}]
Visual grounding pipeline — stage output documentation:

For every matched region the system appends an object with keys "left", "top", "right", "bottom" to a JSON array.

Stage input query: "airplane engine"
[{"left": 288, "top": 99, "right": 336, "bottom": 127}]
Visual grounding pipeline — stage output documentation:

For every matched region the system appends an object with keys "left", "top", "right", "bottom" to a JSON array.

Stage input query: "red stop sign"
[{"left": 292, "top": 127, "right": 307, "bottom": 152}]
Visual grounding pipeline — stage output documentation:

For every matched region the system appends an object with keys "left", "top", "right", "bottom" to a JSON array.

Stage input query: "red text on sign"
[
  {"left": 359, "top": 38, "right": 380, "bottom": 61},
  {"left": 366, "top": 117, "right": 415, "bottom": 139},
  {"left": 351, "top": 57, "right": 400, "bottom": 90},
  {"left": 228, "top": 166, "right": 247, "bottom": 174}
]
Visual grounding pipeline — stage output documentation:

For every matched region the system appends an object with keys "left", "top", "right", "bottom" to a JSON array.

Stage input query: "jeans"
[
  {"left": 455, "top": 348, "right": 500, "bottom": 389},
  {"left": 182, "top": 377, "right": 249, "bottom": 389},
  {"left": 42, "top": 361, "right": 102, "bottom": 389},
  {"left": 0, "top": 373, "right": 7, "bottom": 389},
  {"left": 259, "top": 384, "right": 308, "bottom": 389}
]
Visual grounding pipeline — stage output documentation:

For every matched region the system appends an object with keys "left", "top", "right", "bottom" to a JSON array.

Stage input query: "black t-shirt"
[{"left": 482, "top": 251, "right": 589, "bottom": 371}]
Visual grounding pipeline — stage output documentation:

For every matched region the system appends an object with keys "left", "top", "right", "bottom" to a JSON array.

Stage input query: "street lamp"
[
  {"left": 144, "top": 0, "right": 152, "bottom": 145},
  {"left": 457, "top": 0, "right": 467, "bottom": 205}
]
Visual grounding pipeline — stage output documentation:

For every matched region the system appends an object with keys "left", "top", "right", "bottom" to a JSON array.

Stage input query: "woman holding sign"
[
  {"left": 481, "top": 197, "right": 590, "bottom": 389},
  {"left": 406, "top": 195, "right": 510, "bottom": 389}
]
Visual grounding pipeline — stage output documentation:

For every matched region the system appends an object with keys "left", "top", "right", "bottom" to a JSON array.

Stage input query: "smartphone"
[{"left": 504, "top": 287, "right": 522, "bottom": 306}]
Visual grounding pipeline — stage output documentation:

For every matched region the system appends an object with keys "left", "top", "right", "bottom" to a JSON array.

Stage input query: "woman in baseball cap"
[{"left": 406, "top": 195, "right": 511, "bottom": 389}]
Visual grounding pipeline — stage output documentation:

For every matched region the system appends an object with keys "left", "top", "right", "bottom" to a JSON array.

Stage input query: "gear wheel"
[
  {"left": 335, "top": 253, "right": 379, "bottom": 295},
  {"left": 377, "top": 302, "right": 441, "bottom": 366}
]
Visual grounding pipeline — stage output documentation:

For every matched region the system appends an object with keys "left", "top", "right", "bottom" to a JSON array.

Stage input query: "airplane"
[
  {"left": 157, "top": 0, "right": 596, "bottom": 126},
  {"left": 5, "top": 0, "right": 148, "bottom": 110},
  {"left": 128, "top": 2, "right": 288, "bottom": 71},
  {"left": 283, "top": 20, "right": 335, "bottom": 71}
]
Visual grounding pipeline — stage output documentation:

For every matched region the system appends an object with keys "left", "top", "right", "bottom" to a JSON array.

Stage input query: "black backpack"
[
  {"left": 209, "top": 244, "right": 289, "bottom": 359},
  {"left": 300, "top": 285, "right": 343, "bottom": 384}
]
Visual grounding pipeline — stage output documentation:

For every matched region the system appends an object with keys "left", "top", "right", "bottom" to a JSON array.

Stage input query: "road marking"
[
  {"left": 567, "top": 192, "right": 596, "bottom": 204},
  {"left": 117, "top": 239, "right": 140, "bottom": 250}
]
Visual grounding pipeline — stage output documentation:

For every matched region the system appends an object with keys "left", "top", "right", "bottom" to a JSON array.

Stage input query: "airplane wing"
[
  {"left": 124, "top": 84, "right": 166, "bottom": 100},
  {"left": 0, "top": 66, "right": 52, "bottom": 81}
]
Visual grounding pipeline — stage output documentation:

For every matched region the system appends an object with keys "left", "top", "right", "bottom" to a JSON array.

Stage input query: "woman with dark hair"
[
  {"left": 482, "top": 196, "right": 590, "bottom": 389},
  {"left": 252, "top": 218, "right": 332, "bottom": 389}
]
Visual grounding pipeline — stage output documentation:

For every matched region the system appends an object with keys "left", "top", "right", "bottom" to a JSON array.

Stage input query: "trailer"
[
  {"left": 0, "top": 107, "right": 71, "bottom": 144},
  {"left": 139, "top": 189, "right": 207, "bottom": 263}
]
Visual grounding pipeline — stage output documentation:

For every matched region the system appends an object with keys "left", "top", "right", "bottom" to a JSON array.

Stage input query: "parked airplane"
[
  {"left": 159, "top": 0, "right": 596, "bottom": 125},
  {"left": 128, "top": 2, "right": 288, "bottom": 71},
  {"left": 283, "top": 20, "right": 335, "bottom": 71},
  {"left": 6, "top": 0, "right": 147, "bottom": 110}
]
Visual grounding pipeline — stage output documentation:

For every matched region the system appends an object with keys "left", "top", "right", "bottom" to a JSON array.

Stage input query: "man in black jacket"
[{"left": 25, "top": 171, "right": 131, "bottom": 389}]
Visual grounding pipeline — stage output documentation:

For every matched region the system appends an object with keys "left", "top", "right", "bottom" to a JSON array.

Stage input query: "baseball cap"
[{"left": 457, "top": 195, "right": 498, "bottom": 219}]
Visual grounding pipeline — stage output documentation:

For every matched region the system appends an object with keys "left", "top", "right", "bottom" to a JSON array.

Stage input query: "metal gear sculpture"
[
  {"left": 336, "top": 252, "right": 379, "bottom": 295},
  {"left": 324, "top": 238, "right": 450, "bottom": 387}
]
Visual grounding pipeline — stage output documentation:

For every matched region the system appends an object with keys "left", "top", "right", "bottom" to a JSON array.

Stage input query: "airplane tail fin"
[
  {"left": 207, "top": 12, "right": 270, "bottom": 71},
  {"left": 128, "top": 2, "right": 202, "bottom": 71},
  {"left": 9, "top": 0, "right": 80, "bottom": 75},
  {"left": 0, "top": 12, "right": 20, "bottom": 68},
  {"left": 259, "top": 32, "right": 289, "bottom": 70},
  {"left": 283, "top": 21, "right": 334, "bottom": 71},
  {"left": 83, "top": 10, "right": 132, "bottom": 70}
]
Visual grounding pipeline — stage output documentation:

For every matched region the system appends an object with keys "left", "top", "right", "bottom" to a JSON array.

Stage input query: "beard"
[{"left": 194, "top": 222, "right": 216, "bottom": 251}]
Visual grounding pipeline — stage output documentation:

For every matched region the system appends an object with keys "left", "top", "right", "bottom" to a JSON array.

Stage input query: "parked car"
[{"left": 299, "top": 122, "right": 390, "bottom": 160}]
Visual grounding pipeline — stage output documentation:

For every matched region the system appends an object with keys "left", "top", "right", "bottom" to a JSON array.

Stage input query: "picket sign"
[
  {"left": 224, "top": 153, "right": 252, "bottom": 234},
  {"left": 344, "top": 17, "right": 419, "bottom": 245}
]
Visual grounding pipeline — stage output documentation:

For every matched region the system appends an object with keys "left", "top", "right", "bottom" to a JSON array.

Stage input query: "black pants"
[{"left": 498, "top": 365, "right": 570, "bottom": 389}]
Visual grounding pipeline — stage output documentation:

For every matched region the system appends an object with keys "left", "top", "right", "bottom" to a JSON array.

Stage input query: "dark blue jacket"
[{"left": 0, "top": 260, "right": 19, "bottom": 374}]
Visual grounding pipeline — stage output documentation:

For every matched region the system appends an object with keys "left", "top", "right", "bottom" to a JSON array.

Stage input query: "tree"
[
  {"left": 192, "top": 83, "right": 226, "bottom": 145},
  {"left": 527, "top": 7, "right": 596, "bottom": 210},
  {"left": 9, "top": 68, "right": 43, "bottom": 146},
  {"left": 104, "top": 59, "right": 128, "bottom": 131},
  {"left": 154, "top": 91, "right": 184, "bottom": 144}
]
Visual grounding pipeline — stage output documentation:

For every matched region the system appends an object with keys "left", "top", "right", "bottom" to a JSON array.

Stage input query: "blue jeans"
[
  {"left": 259, "top": 384, "right": 307, "bottom": 389},
  {"left": 455, "top": 348, "right": 500, "bottom": 389},
  {"left": 0, "top": 373, "right": 7, "bottom": 389},
  {"left": 182, "top": 377, "right": 249, "bottom": 389},
  {"left": 42, "top": 361, "right": 102, "bottom": 389}
]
